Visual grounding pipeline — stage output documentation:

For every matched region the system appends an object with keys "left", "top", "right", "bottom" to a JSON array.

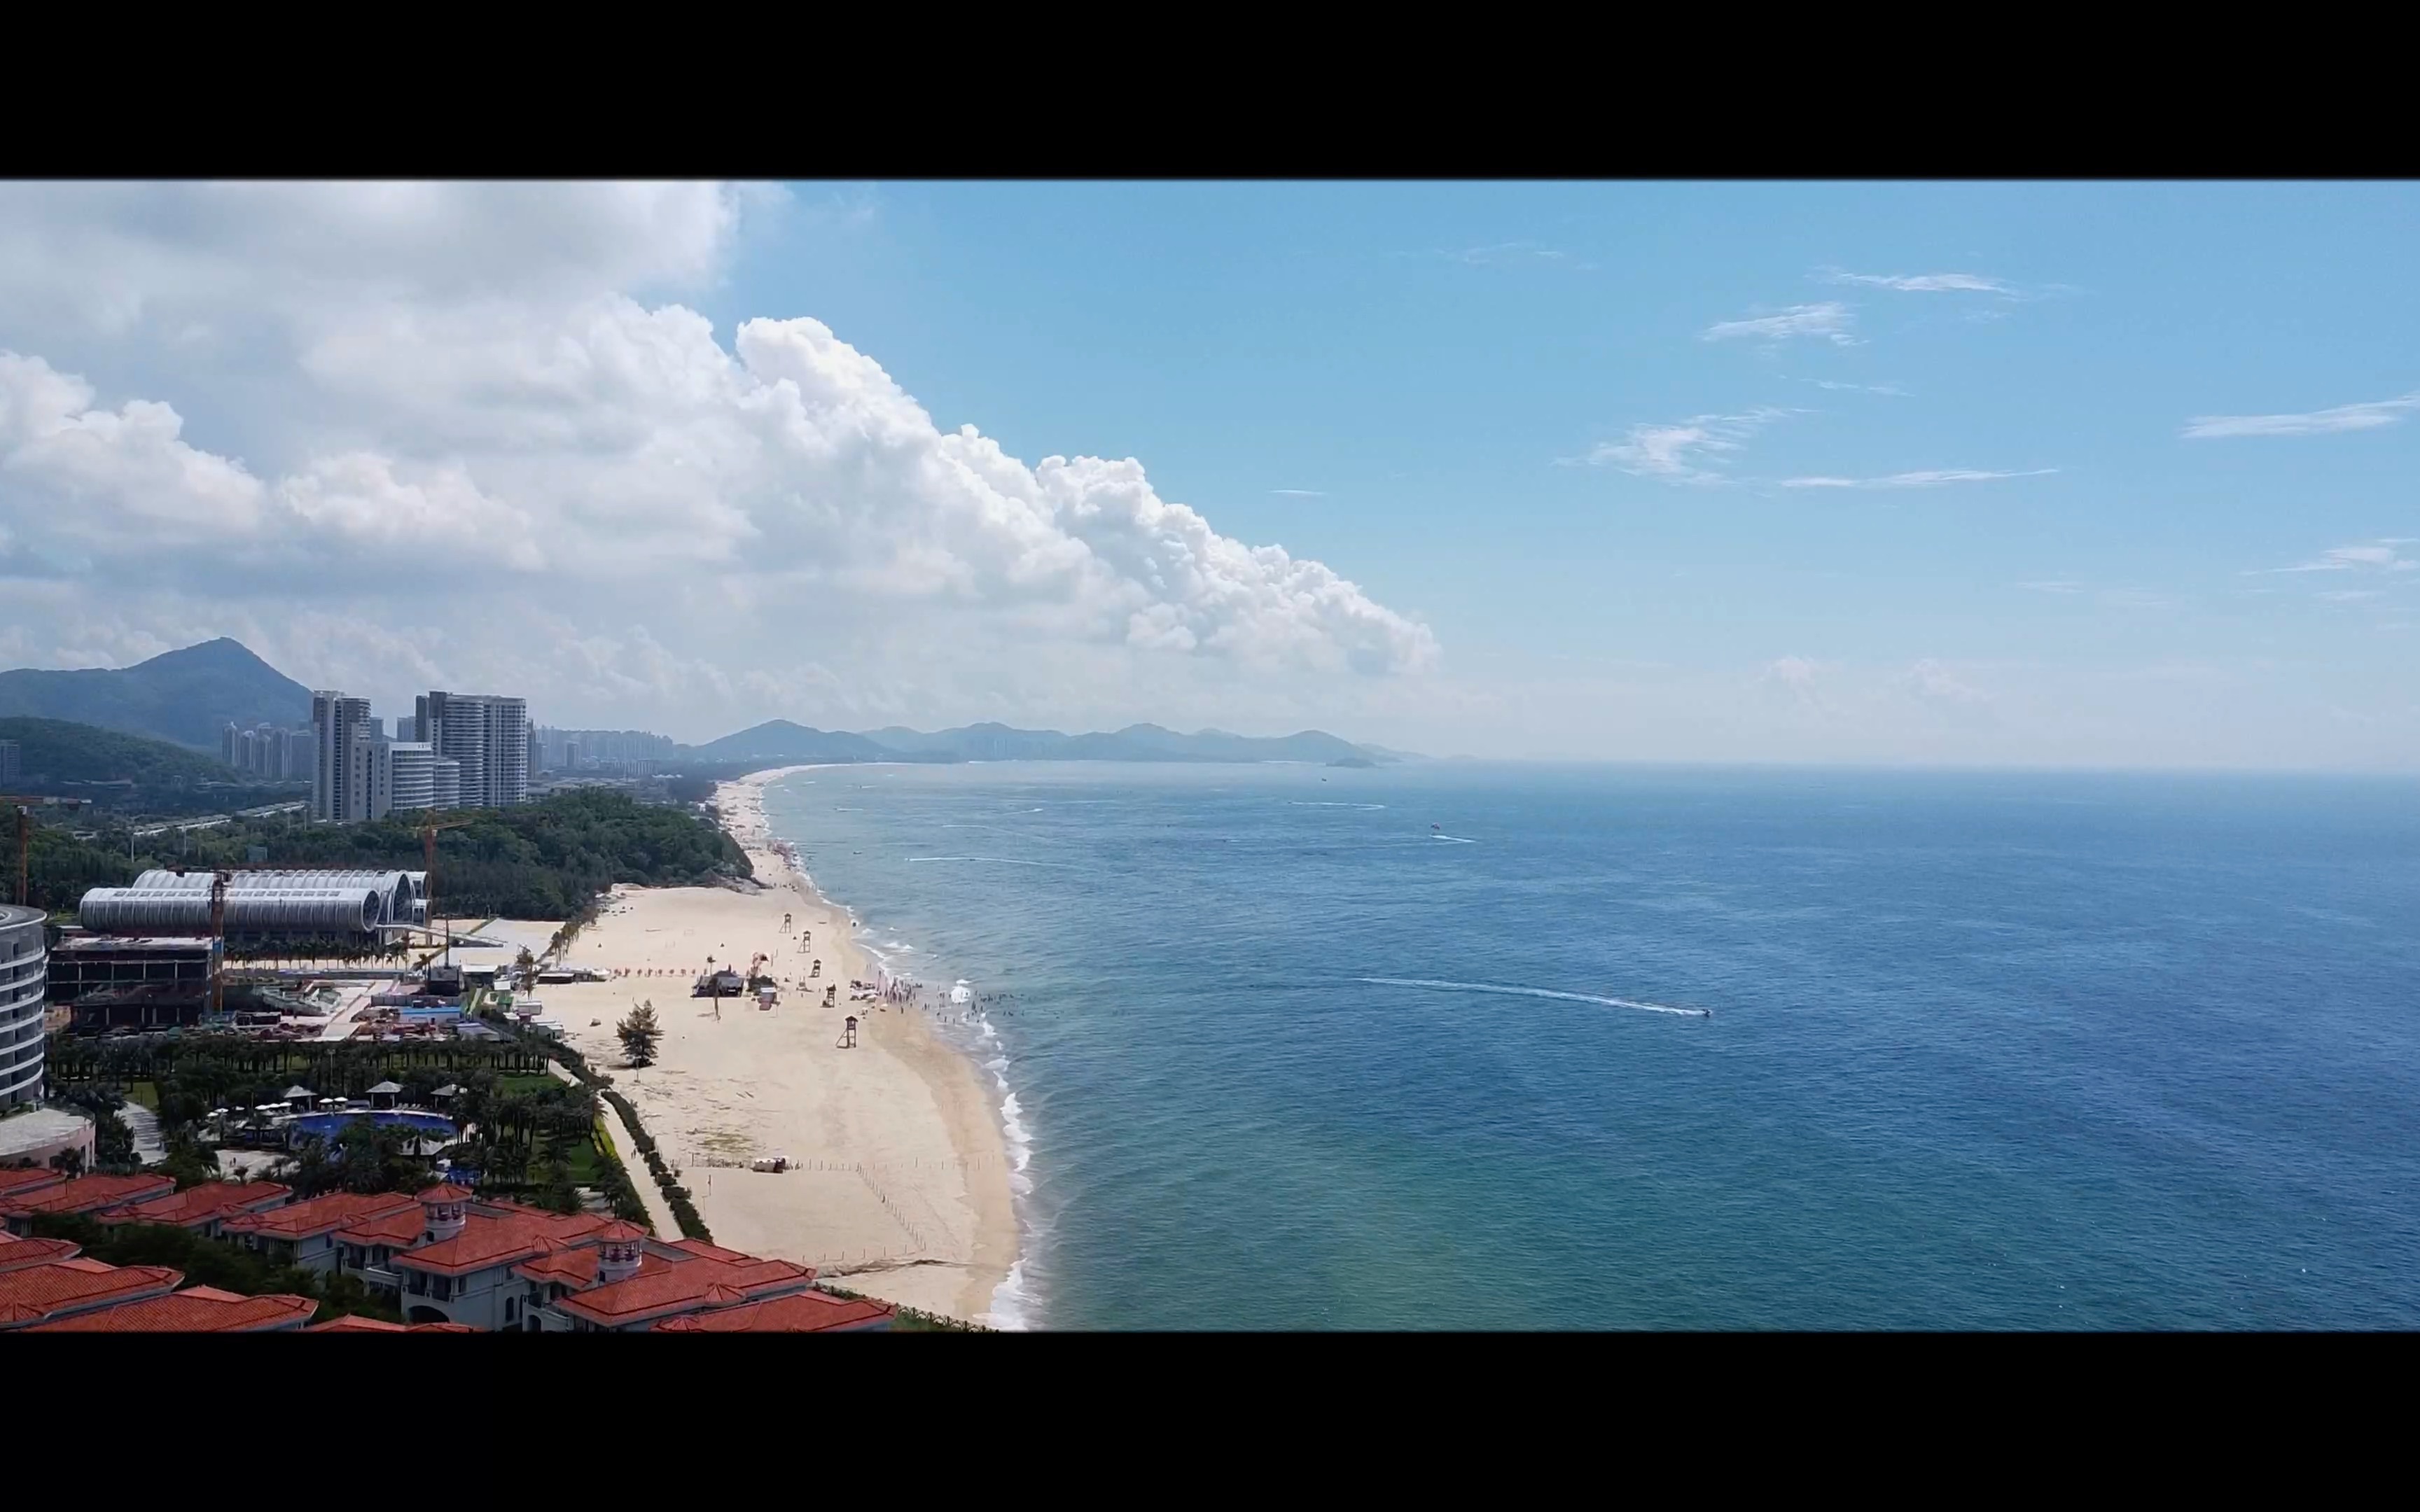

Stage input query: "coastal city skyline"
[{"left": 0, "top": 183, "right": 2414, "bottom": 769}]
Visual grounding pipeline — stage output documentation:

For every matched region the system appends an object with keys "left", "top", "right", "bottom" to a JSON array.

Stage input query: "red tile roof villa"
[
  {"left": 542, "top": 1247, "right": 818, "bottom": 1332},
  {"left": 0, "top": 1179, "right": 922, "bottom": 1334},
  {"left": 100, "top": 1181, "right": 291, "bottom": 1235},
  {"left": 654, "top": 1290, "right": 899, "bottom": 1334},
  {"left": 28, "top": 1284, "right": 317, "bottom": 1333},
  {"left": 0, "top": 1259, "right": 182, "bottom": 1329},
  {"left": 0, "top": 1231, "right": 84, "bottom": 1273},
  {"left": 221, "top": 1191, "right": 419, "bottom": 1244},
  {"left": 1, "top": 1172, "right": 175, "bottom": 1230}
]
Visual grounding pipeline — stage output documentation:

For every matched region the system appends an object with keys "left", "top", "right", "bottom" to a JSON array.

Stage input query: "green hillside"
[
  {"left": 0, "top": 716, "right": 241, "bottom": 788},
  {"left": 0, "top": 638, "right": 312, "bottom": 750}
]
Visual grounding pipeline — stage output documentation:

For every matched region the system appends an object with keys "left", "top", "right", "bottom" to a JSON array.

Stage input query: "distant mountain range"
[
  {"left": 0, "top": 638, "right": 310, "bottom": 750},
  {"left": 686, "top": 719, "right": 1407, "bottom": 767},
  {"left": 0, "top": 638, "right": 1415, "bottom": 769}
]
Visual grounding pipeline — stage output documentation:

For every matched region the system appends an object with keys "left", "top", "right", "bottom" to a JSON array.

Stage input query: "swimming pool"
[{"left": 289, "top": 1111, "right": 457, "bottom": 1144}]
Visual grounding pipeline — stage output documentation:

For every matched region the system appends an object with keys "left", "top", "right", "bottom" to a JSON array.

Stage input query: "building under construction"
[
  {"left": 75, "top": 869, "right": 427, "bottom": 948},
  {"left": 46, "top": 935, "right": 224, "bottom": 1030}
]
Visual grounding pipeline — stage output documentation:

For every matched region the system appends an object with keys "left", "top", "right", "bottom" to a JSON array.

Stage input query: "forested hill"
[
  {"left": 0, "top": 716, "right": 239, "bottom": 787},
  {"left": 0, "top": 638, "right": 310, "bottom": 749}
]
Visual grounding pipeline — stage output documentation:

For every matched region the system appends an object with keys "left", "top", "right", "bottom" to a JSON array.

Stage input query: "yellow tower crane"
[{"left": 420, "top": 816, "right": 474, "bottom": 967}]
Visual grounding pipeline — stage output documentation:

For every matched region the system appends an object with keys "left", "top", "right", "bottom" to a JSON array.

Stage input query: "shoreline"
[{"left": 535, "top": 766, "right": 1022, "bottom": 1325}]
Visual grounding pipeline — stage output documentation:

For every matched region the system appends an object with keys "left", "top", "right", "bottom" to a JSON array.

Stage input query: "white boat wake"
[{"left": 1359, "top": 976, "right": 1710, "bottom": 1018}]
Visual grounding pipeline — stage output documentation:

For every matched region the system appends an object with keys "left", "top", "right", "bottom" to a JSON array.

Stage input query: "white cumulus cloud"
[{"left": 0, "top": 183, "right": 1437, "bottom": 738}]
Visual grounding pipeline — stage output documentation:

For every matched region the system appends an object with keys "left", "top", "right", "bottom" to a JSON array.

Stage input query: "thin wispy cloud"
[
  {"left": 2182, "top": 390, "right": 2420, "bottom": 439},
  {"left": 1813, "top": 379, "right": 1910, "bottom": 396},
  {"left": 1576, "top": 407, "right": 1794, "bottom": 485},
  {"left": 1702, "top": 302, "right": 1856, "bottom": 347},
  {"left": 1443, "top": 241, "right": 1594, "bottom": 271},
  {"left": 1781, "top": 468, "right": 2057, "bottom": 490},
  {"left": 1823, "top": 270, "right": 2008, "bottom": 293},
  {"left": 1271, "top": 489, "right": 1326, "bottom": 497},
  {"left": 2018, "top": 580, "right": 2084, "bottom": 595},
  {"left": 2252, "top": 540, "right": 2420, "bottom": 575}
]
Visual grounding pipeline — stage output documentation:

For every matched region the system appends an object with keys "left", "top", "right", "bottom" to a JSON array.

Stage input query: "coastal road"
[{"left": 549, "top": 1060, "right": 681, "bottom": 1239}]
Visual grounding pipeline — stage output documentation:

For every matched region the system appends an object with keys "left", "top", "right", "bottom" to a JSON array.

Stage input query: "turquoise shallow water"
[{"left": 765, "top": 762, "right": 2420, "bottom": 1330}]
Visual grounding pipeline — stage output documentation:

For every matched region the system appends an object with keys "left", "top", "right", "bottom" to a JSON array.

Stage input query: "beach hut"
[
  {"left": 366, "top": 1080, "right": 404, "bottom": 1110},
  {"left": 283, "top": 1084, "right": 314, "bottom": 1104}
]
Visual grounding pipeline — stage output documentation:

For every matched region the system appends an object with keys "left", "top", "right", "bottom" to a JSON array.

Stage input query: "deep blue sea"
[{"left": 763, "top": 762, "right": 2420, "bottom": 1331}]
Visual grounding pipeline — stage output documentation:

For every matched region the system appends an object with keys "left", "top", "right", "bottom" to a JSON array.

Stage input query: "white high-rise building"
[
  {"left": 422, "top": 690, "right": 529, "bottom": 808},
  {"left": 310, "top": 691, "right": 375, "bottom": 823},
  {"left": 431, "top": 756, "right": 461, "bottom": 809},
  {"left": 377, "top": 741, "right": 438, "bottom": 816}
]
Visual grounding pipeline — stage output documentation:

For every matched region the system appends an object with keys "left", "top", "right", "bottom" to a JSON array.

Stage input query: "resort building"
[
  {"left": 0, "top": 1227, "right": 81, "bottom": 1272},
  {"left": 98, "top": 1180, "right": 290, "bottom": 1239},
  {"left": 0, "top": 1229, "right": 319, "bottom": 1332},
  {"left": 1, "top": 1172, "right": 175, "bottom": 1233},
  {"left": 1, "top": 903, "right": 48, "bottom": 1112},
  {"left": 304, "top": 1313, "right": 474, "bottom": 1333},
  {"left": 221, "top": 1190, "right": 421, "bottom": 1273},
  {"left": 384, "top": 1184, "right": 615, "bottom": 1329},
  {"left": 530, "top": 1236, "right": 826, "bottom": 1333},
  {"left": 0, "top": 1253, "right": 182, "bottom": 1329},
  {"left": 0, "top": 1179, "right": 898, "bottom": 1334},
  {"left": 651, "top": 1288, "right": 899, "bottom": 1334},
  {"left": 25, "top": 1285, "right": 318, "bottom": 1332}
]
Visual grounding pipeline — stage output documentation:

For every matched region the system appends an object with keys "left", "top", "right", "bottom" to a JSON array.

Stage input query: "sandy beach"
[{"left": 537, "top": 768, "right": 1020, "bottom": 1324}]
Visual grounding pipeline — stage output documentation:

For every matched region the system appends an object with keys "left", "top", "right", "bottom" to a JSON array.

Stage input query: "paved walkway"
[
  {"left": 119, "top": 1100, "right": 165, "bottom": 1166},
  {"left": 548, "top": 1060, "right": 681, "bottom": 1239}
]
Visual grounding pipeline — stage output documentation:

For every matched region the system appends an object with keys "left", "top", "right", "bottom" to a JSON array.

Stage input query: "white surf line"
[{"left": 1360, "top": 976, "right": 1710, "bottom": 1018}]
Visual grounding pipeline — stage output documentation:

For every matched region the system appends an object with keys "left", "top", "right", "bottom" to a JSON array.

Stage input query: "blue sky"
[
  {"left": 682, "top": 181, "right": 2420, "bottom": 766},
  {"left": 0, "top": 182, "right": 2413, "bottom": 767}
]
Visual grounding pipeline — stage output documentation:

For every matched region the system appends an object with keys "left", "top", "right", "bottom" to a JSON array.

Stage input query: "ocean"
[{"left": 762, "top": 762, "right": 2420, "bottom": 1331}]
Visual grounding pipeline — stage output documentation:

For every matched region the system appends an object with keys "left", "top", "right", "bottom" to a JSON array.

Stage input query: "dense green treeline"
[
  {"left": 0, "top": 715, "right": 243, "bottom": 787},
  {"left": 13, "top": 788, "right": 749, "bottom": 918}
]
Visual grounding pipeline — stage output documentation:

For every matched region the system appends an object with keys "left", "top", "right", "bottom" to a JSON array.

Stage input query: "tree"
[
  {"left": 159, "top": 1135, "right": 218, "bottom": 1190},
  {"left": 514, "top": 946, "right": 537, "bottom": 983},
  {"left": 537, "top": 1154, "right": 578, "bottom": 1214},
  {"left": 616, "top": 1000, "right": 661, "bottom": 1069}
]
